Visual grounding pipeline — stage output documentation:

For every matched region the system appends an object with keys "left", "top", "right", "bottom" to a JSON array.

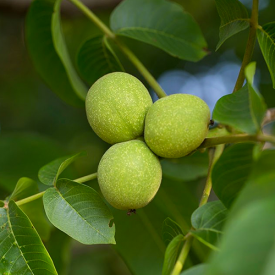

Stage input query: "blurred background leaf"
[
  {"left": 180, "top": 264, "right": 208, "bottom": 275},
  {"left": 161, "top": 151, "right": 209, "bottom": 182},
  {"left": 212, "top": 143, "right": 255, "bottom": 208},
  {"left": 26, "top": 0, "right": 86, "bottom": 106}
]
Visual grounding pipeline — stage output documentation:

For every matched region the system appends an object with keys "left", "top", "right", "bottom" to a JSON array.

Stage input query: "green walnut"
[
  {"left": 97, "top": 140, "right": 162, "bottom": 210},
  {"left": 86, "top": 72, "right": 152, "bottom": 144},
  {"left": 144, "top": 94, "right": 210, "bottom": 158}
]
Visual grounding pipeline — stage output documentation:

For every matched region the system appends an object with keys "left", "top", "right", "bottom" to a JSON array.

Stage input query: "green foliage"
[
  {"left": 161, "top": 151, "right": 209, "bottom": 182},
  {"left": 191, "top": 201, "right": 228, "bottom": 250},
  {"left": 162, "top": 234, "right": 184, "bottom": 275},
  {"left": 110, "top": 0, "right": 207, "bottom": 61},
  {"left": 213, "top": 63, "right": 266, "bottom": 134},
  {"left": 9, "top": 177, "right": 51, "bottom": 240},
  {"left": 9, "top": 177, "right": 38, "bottom": 201},
  {"left": 212, "top": 143, "right": 255, "bottom": 208},
  {"left": 43, "top": 179, "right": 115, "bottom": 244},
  {"left": 162, "top": 217, "right": 184, "bottom": 246},
  {"left": 4, "top": 0, "right": 275, "bottom": 274},
  {"left": 207, "top": 198, "right": 275, "bottom": 275},
  {"left": 207, "top": 149, "right": 275, "bottom": 275},
  {"left": 38, "top": 152, "right": 84, "bottom": 186},
  {"left": 215, "top": 0, "right": 249, "bottom": 50},
  {"left": 0, "top": 201, "right": 57, "bottom": 274},
  {"left": 26, "top": 0, "right": 86, "bottom": 106},
  {"left": 77, "top": 36, "right": 124, "bottom": 86},
  {"left": 257, "top": 22, "right": 275, "bottom": 89},
  {"left": 245, "top": 62, "right": 267, "bottom": 129},
  {"left": 113, "top": 177, "right": 199, "bottom": 275},
  {"left": 230, "top": 149, "right": 275, "bottom": 214}
]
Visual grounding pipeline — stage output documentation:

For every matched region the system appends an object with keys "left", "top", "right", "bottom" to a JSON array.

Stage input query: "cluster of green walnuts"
[{"left": 86, "top": 72, "right": 210, "bottom": 211}]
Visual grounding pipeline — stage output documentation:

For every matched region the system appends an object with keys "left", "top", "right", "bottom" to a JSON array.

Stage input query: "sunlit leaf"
[
  {"left": 257, "top": 22, "right": 275, "bottom": 89},
  {"left": 162, "top": 234, "right": 184, "bottom": 275},
  {"left": 245, "top": 62, "right": 267, "bottom": 129},
  {"left": 213, "top": 66, "right": 266, "bottom": 134},
  {"left": 0, "top": 201, "right": 57, "bottom": 274},
  {"left": 111, "top": 0, "right": 208, "bottom": 61},
  {"left": 77, "top": 36, "right": 124, "bottom": 86},
  {"left": 212, "top": 143, "right": 255, "bottom": 208},
  {"left": 215, "top": 0, "right": 249, "bottom": 50},
  {"left": 191, "top": 201, "right": 228, "bottom": 250},
  {"left": 38, "top": 152, "right": 84, "bottom": 186},
  {"left": 43, "top": 179, "right": 115, "bottom": 244},
  {"left": 26, "top": 0, "right": 86, "bottom": 106}
]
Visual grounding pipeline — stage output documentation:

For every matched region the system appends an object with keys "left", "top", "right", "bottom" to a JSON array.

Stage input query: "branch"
[
  {"left": 67, "top": 0, "right": 167, "bottom": 99},
  {"left": 233, "top": 0, "right": 259, "bottom": 92},
  {"left": 14, "top": 173, "right": 98, "bottom": 207},
  {"left": 170, "top": 146, "right": 224, "bottom": 275},
  {"left": 198, "top": 133, "right": 275, "bottom": 149}
]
